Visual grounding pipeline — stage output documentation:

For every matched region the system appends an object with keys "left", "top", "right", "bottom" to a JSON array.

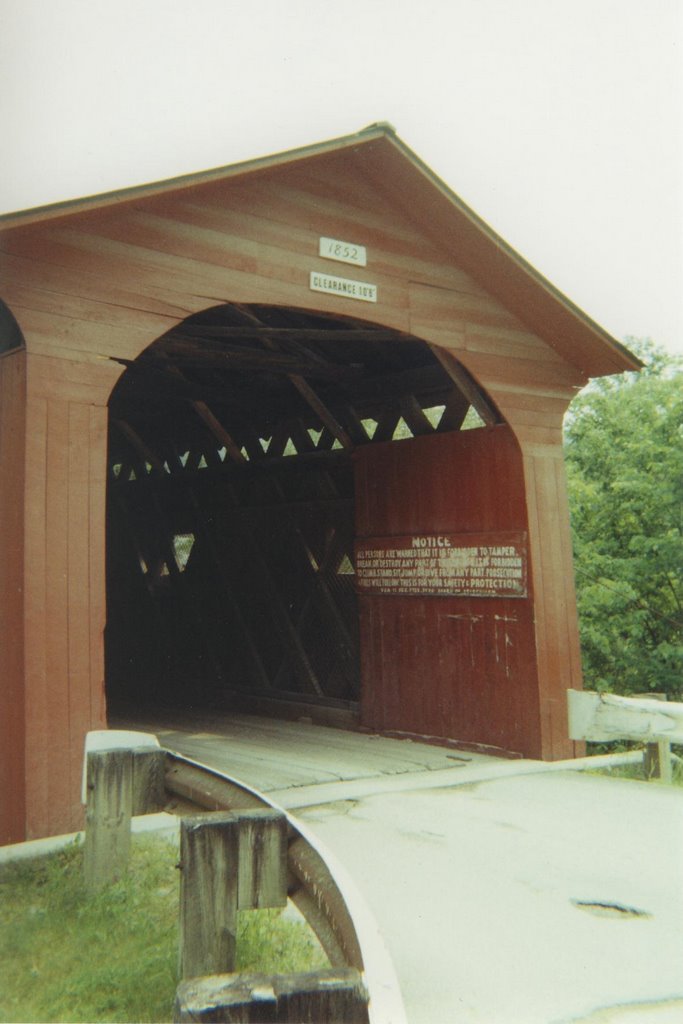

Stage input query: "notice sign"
[
  {"left": 310, "top": 271, "right": 377, "bottom": 303},
  {"left": 355, "top": 532, "right": 528, "bottom": 598}
]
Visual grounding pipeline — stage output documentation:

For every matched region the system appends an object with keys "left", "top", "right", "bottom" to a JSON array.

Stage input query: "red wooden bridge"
[{"left": 1, "top": 124, "right": 639, "bottom": 849}]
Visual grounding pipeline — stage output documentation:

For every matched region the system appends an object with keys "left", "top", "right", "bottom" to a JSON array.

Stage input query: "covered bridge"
[{"left": 0, "top": 124, "right": 639, "bottom": 845}]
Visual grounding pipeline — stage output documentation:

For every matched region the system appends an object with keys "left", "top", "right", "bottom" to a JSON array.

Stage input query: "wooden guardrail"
[
  {"left": 175, "top": 968, "right": 370, "bottom": 1022},
  {"left": 177, "top": 809, "right": 288, "bottom": 979},
  {"left": 161, "top": 753, "right": 366, "bottom": 973},
  {"left": 82, "top": 730, "right": 165, "bottom": 890},
  {"left": 83, "top": 731, "right": 403, "bottom": 1024},
  {"left": 568, "top": 689, "right": 683, "bottom": 783}
]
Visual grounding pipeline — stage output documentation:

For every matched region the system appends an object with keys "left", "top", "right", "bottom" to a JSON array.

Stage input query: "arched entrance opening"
[{"left": 105, "top": 301, "right": 498, "bottom": 728}]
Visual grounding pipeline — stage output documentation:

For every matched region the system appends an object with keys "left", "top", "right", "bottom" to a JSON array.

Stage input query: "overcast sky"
[{"left": 2, "top": 0, "right": 681, "bottom": 356}]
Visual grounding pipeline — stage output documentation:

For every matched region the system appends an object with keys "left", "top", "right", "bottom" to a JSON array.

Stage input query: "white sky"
[{"left": 1, "top": 0, "right": 681, "bottom": 355}]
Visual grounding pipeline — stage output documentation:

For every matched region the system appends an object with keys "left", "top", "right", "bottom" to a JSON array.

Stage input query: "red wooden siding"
[
  {"left": 0, "top": 155, "right": 500, "bottom": 362},
  {"left": 409, "top": 282, "right": 584, "bottom": 757},
  {"left": 21, "top": 355, "right": 113, "bottom": 838},
  {"left": 0, "top": 134, "right": 613, "bottom": 840},
  {"left": 355, "top": 426, "right": 542, "bottom": 756},
  {"left": 523, "top": 444, "right": 585, "bottom": 758},
  {"left": 0, "top": 349, "right": 27, "bottom": 844}
]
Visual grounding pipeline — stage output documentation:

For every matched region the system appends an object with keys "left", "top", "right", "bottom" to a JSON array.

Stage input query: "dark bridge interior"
[{"left": 105, "top": 303, "right": 498, "bottom": 719}]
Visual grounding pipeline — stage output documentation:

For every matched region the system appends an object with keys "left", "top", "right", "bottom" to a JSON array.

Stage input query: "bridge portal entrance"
[
  {"left": 2, "top": 124, "right": 631, "bottom": 845},
  {"left": 105, "top": 302, "right": 491, "bottom": 726}
]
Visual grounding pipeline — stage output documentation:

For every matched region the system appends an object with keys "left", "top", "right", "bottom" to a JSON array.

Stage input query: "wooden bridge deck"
[{"left": 110, "top": 709, "right": 496, "bottom": 797}]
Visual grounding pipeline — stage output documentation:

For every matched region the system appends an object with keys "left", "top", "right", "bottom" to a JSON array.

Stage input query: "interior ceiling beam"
[
  {"left": 266, "top": 420, "right": 290, "bottom": 458},
  {"left": 226, "top": 305, "right": 357, "bottom": 452},
  {"left": 176, "top": 324, "right": 404, "bottom": 343},
  {"left": 110, "top": 356, "right": 255, "bottom": 414},
  {"left": 336, "top": 401, "right": 370, "bottom": 445},
  {"left": 192, "top": 401, "right": 246, "bottom": 464},
  {"left": 337, "top": 362, "right": 449, "bottom": 403},
  {"left": 275, "top": 334, "right": 351, "bottom": 368},
  {"left": 239, "top": 424, "right": 268, "bottom": 461},
  {"left": 287, "top": 417, "right": 317, "bottom": 455},
  {"left": 438, "top": 388, "right": 471, "bottom": 431},
  {"left": 288, "top": 374, "right": 354, "bottom": 451},
  {"left": 110, "top": 307, "right": 500, "bottom": 466},
  {"left": 428, "top": 346, "right": 499, "bottom": 426},
  {"left": 110, "top": 449, "right": 350, "bottom": 492},
  {"left": 371, "top": 408, "right": 401, "bottom": 443},
  {"left": 112, "top": 418, "right": 166, "bottom": 475},
  {"left": 399, "top": 394, "right": 436, "bottom": 436},
  {"left": 157, "top": 338, "right": 363, "bottom": 381}
]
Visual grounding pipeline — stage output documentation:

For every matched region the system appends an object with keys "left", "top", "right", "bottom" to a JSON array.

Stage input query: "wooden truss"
[{"left": 106, "top": 303, "right": 500, "bottom": 713}]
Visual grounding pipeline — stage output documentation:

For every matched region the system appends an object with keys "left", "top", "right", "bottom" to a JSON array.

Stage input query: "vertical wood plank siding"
[
  {"left": 21, "top": 355, "right": 117, "bottom": 837},
  {"left": 409, "top": 282, "right": 585, "bottom": 758},
  {"left": 0, "top": 350, "right": 27, "bottom": 844},
  {"left": 356, "top": 427, "right": 542, "bottom": 757},
  {"left": 0, "top": 142, "right": 605, "bottom": 838},
  {"left": 524, "top": 445, "right": 584, "bottom": 758},
  {"left": 23, "top": 391, "right": 49, "bottom": 836}
]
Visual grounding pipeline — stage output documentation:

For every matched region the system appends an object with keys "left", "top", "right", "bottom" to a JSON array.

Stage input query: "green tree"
[{"left": 564, "top": 339, "right": 683, "bottom": 698}]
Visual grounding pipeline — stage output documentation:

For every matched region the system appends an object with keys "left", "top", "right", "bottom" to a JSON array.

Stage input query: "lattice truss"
[{"left": 106, "top": 304, "right": 499, "bottom": 709}]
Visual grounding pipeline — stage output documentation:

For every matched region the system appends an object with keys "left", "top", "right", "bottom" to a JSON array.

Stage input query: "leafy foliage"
[{"left": 564, "top": 339, "right": 683, "bottom": 698}]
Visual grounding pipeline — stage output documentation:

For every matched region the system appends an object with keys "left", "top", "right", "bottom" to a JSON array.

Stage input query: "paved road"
[{"left": 118, "top": 711, "right": 683, "bottom": 1024}]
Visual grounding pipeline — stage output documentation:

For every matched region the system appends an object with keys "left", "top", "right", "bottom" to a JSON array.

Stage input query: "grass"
[{"left": 0, "top": 835, "right": 327, "bottom": 1023}]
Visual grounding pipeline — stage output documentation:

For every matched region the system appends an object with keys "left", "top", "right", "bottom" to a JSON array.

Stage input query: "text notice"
[{"left": 355, "top": 532, "right": 528, "bottom": 598}]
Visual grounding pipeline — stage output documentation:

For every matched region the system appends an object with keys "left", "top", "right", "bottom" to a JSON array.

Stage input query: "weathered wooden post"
[
  {"left": 174, "top": 968, "right": 370, "bottom": 1023},
  {"left": 644, "top": 738, "right": 674, "bottom": 784},
  {"left": 179, "top": 813, "right": 240, "bottom": 980},
  {"left": 236, "top": 809, "right": 288, "bottom": 912},
  {"left": 178, "top": 809, "right": 287, "bottom": 980},
  {"left": 633, "top": 694, "right": 673, "bottom": 782},
  {"left": 82, "top": 730, "right": 164, "bottom": 891},
  {"left": 84, "top": 747, "right": 134, "bottom": 891}
]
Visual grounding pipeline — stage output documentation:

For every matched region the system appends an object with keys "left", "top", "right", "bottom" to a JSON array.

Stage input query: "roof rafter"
[{"left": 192, "top": 401, "right": 246, "bottom": 464}]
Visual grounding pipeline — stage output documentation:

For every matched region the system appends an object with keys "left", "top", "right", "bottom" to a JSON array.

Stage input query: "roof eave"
[
  {"left": 0, "top": 122, "right": 641, "bottom": 377},
  {"left": 362, "top": 133, "right": 642, "bottom": 377},
  {"left": 0, "top": 123, "right": 394, "bottom": 230}
]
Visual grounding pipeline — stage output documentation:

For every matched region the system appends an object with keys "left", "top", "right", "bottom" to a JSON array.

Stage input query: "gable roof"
[{"left": 0, "top": 123, "right": 640, "bottom": 378}]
